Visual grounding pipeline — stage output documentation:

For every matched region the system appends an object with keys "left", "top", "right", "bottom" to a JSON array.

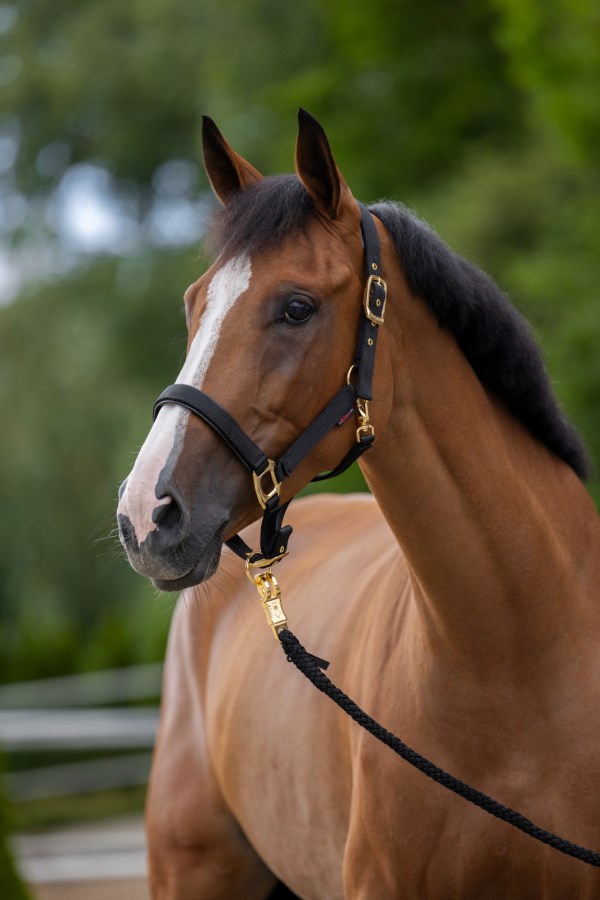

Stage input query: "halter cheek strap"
[{"left": 152, "top": 201, "right": 386, "bottom": 567}]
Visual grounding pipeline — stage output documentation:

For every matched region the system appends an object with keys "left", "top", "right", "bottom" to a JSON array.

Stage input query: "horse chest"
[{"left": 203, "top": 620, "right": 600, "bottom": 899}]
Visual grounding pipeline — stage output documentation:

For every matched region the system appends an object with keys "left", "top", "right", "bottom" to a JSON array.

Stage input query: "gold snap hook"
[
  {"left": 355, "top": 397, "right": 375, "bottom": 443},
  {"left": 246, "top": 562, "right": 288, "bottom": 641}
]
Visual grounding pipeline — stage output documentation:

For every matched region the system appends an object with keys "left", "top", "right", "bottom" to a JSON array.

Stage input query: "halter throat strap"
[{"left": 153, "top": 201, "right": 385, "bottom": 566}]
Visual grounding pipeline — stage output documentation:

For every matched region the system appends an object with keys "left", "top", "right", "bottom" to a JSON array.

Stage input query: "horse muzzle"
[{"left": 117, "top": 477, "right": 229, "bottom": 590}]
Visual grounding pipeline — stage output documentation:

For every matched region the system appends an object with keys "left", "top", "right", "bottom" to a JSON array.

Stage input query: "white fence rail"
[
  {"left": 0, "top": 663, "right": 163, "bottom": 709},
  {"left": 1, "top": 664, "right": 162, "bottom": 801},
  {"left": 2, "top": 666, "right": 160, "bottom": 889},
  {"left": 0, "top": 708, "right": 159, "bottom": 752},
  {"left": 11, "top": 817, "right": 148, "bottom": 885}
]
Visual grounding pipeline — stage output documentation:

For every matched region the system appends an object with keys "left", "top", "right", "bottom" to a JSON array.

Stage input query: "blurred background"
[{"left": 1, "top": 0, "right": 598, "bottom": 897}]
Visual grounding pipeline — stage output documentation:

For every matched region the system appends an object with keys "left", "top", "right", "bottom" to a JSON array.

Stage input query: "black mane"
[
  {"left": 207, "top": 176, "right": 590, "bottom": 480},
  {"left": 370, "top": 201, "right": 590, "bottom": 480}
]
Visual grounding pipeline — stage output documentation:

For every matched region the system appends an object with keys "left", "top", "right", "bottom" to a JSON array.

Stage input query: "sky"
[{"left": 0, "top": 155, "right": 210, "bottom": 305}]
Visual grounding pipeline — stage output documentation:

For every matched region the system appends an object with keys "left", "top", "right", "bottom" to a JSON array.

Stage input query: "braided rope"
[{"left": 278, "top": 629, "right": 600, "bottom": 868}]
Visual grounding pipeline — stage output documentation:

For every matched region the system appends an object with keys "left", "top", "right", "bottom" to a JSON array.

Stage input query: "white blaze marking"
[
  {"left": 118, "top": 255, "right": 252, "bottom": 546},
  {"left": 179, "top": 255, "right": 252, "bottom": 388}
]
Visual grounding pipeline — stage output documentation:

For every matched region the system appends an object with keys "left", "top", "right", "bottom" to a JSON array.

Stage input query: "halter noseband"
[{"left": 152, "top": 201, "right": 386, "bottom": 570}]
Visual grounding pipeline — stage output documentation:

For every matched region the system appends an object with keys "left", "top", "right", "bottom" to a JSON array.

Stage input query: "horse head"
[{"left": 117, "top": 111, "right": 392, "bottom": 590}]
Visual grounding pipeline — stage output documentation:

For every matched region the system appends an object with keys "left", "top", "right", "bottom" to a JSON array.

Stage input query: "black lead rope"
[{"left": 279, "top": 629, "right": 600, "bottom": 869}]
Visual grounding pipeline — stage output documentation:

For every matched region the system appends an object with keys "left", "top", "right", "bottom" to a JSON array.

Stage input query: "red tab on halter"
[{"left": 336, "top": 407, "right": 355, "bottom": 427}]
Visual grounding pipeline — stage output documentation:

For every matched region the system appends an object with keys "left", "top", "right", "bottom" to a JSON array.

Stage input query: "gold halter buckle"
[
  {"left": 364, "top": 275, "right": 387, "bottom": 325},
  {"left": 252, "top": 459, "right": 281, "bottom": 509}
]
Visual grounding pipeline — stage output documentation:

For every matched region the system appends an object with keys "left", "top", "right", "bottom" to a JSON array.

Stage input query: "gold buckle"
[
  {"left": 363, "top": 275, "right": 387, "bottom": 325},
  {"left": 252, "top": 459, "right": 281, "bottom": 509},
  {"left": 246, "top": 565, "right": 288, "bottom": 641}
]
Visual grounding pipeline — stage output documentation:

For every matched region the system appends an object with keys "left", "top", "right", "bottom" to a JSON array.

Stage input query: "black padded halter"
[{"left": 153, "top": 201, "right": 386, "bottom": 566}]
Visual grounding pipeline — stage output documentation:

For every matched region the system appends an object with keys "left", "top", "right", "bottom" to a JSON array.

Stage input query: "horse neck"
[{"left": 360, "top": 239, "right": 600, "bottom": 678}]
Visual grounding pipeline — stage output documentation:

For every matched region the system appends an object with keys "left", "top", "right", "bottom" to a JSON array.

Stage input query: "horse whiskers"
[
  {"left": 89, "top": 511, "right": 122, "bottom": 540},
  {"left": 93, "top": 527, "right": 121, "bottom": 544},
  {"left": 89, "top": 514, "right": 134, "bottom": 566}
]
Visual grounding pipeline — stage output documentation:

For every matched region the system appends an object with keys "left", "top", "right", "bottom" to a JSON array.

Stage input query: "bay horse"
[{"left": 117, "top": 110, "right": 600, "bottom": 898}]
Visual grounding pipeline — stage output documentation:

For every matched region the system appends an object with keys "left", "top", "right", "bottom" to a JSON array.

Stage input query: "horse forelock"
[{"left": 205, "top": 175, "right": 316, "bottom": 260}]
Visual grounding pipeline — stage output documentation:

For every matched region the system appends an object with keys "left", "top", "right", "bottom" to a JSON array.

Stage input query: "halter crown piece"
[{"left": 153, "top": 201, "right": 385, "bottom": 580}]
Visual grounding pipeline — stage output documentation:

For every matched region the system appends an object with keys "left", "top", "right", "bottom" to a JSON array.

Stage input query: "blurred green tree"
[
  {"left": 0, "top": 251, "right": 194, "bottom": 679},
  {"left": 0, "top": 754, "right": 30, "bottom": 899},
  {"left": 492, "top": 0, "right": 600, "bottom": 161},
  {"left": 0, "top": 0, "right": 598, "bottom": 685},
  {"left": 5, "top": 0, "right": 526, "bottom": 200}
]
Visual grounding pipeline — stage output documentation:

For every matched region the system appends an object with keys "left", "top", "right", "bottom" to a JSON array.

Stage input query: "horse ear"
[
  {"left": 295, "top": 108, "right": 352, "bottom": 219},
  {"left": 201, "top": 115, "right": 263, "bottom": 205}
]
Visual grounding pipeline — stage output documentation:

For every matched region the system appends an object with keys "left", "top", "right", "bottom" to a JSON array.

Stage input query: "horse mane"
[
  {"left": 207, "top": 176, "right": 591, "bottom": 480},
  {"left": 370, "top": 200, "right": 590, "bottom": 480}
]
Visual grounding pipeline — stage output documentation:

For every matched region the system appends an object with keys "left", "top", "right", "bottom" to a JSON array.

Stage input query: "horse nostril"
[
  {"left": 117, "top": 513, "right": 136, "bottom": 548},
  {"left": 153, "top": 495, "right": 183, "bottom": 535}
]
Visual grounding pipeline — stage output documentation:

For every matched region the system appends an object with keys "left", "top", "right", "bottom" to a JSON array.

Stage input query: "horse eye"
[{"left": 284, "top": 298, "right": 314, "bottom": 324}]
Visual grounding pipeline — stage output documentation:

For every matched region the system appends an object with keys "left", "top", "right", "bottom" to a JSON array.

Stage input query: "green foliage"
[
  {"left": 16, "top": 785, "right": 147, "bottom": 832},
  {"left": 0, "top": 251, "right": 202, "bottom": 679},
  {"left": 0, "top": 755, "right": 31, "bottom": 900},
  {"left": 8, "top": 0, "right": 208, "bottom": 189},
  {"left": 0, "top": 0, "right": 598, "bottom": 685},
  {"left": 6, "top": 0, "right": 324, "bottom": 193},
  {"left": 492, "top": 0, "right": 600, "bottom": 161},
  {"left": 6, "top": 0, "right": 525, "bottom": 200},
  {"left": 275, "top": 0, "right": 524, "bottom": 198}
]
